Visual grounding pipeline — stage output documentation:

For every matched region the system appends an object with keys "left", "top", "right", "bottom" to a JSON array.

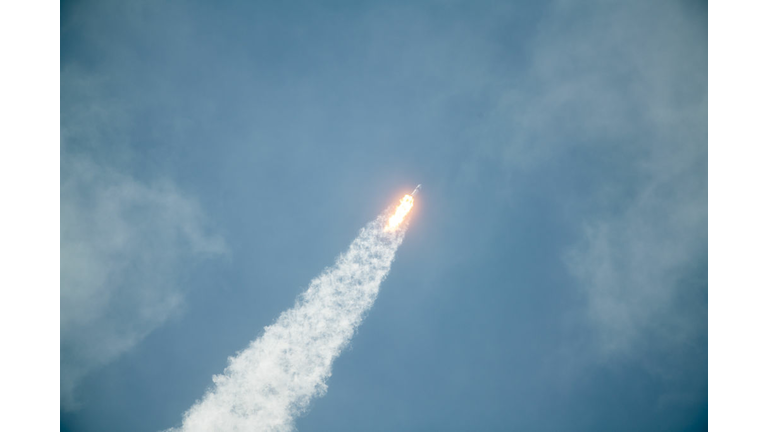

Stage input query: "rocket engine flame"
[{"left": 387, "top": 194, "right": 414, "bottom": 230}]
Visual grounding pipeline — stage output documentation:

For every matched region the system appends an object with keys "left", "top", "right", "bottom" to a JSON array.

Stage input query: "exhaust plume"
[{"left": 168, "top": 195, "right": 415, "bottom": 432}]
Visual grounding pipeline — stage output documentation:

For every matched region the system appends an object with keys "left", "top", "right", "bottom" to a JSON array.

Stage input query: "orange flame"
[{"left": 387, "top": 194, "right": 414, "bottom": 230}]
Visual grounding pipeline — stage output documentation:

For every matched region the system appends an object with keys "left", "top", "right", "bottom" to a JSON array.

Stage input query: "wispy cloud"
[
  {"left": 60, "top": 155, "right": 227, "bottom": 410},
  {"left": 475, "top": 0, "right": 707, "bottom": 382},
  {"left": 540, "top": 0, "right": 707, "bottom": 357}
]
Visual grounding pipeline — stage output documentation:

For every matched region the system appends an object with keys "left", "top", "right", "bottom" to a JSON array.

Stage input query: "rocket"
[{"left": 412, "top": 184, "right": 422, "bottom": 196}]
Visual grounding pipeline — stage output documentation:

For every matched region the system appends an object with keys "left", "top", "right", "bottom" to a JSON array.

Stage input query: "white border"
[
  {"left": 0, "top": 1, "right": 60, "bottom": 430},
  {"left": 709, "top": 1, "right": 768, "bottom": 430}
]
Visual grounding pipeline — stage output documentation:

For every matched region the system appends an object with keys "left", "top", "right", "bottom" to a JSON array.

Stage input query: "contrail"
[{"left": 168, "top": 193, "right": 417, "bottom": 432}]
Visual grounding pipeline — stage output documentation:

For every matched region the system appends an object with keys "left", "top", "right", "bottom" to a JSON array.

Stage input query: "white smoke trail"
[{"left": 169, "top": 211, "right": 410, "bottom": 432}]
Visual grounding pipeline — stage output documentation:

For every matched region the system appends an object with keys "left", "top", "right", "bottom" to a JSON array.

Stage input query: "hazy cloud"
[
  {"left": 549, "top": 0, "right": 706, "bottom": 355},
  {"left": 480, "top": 0, "right": 707, "bottom": 366},
  {"left": 61, "top": 155, "right": 227, "bottom": 409}
]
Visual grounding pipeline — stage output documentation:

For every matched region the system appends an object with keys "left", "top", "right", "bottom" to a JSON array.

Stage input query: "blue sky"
[{"left": 60, "top": 0, "right": 707, "bottom": 430}]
